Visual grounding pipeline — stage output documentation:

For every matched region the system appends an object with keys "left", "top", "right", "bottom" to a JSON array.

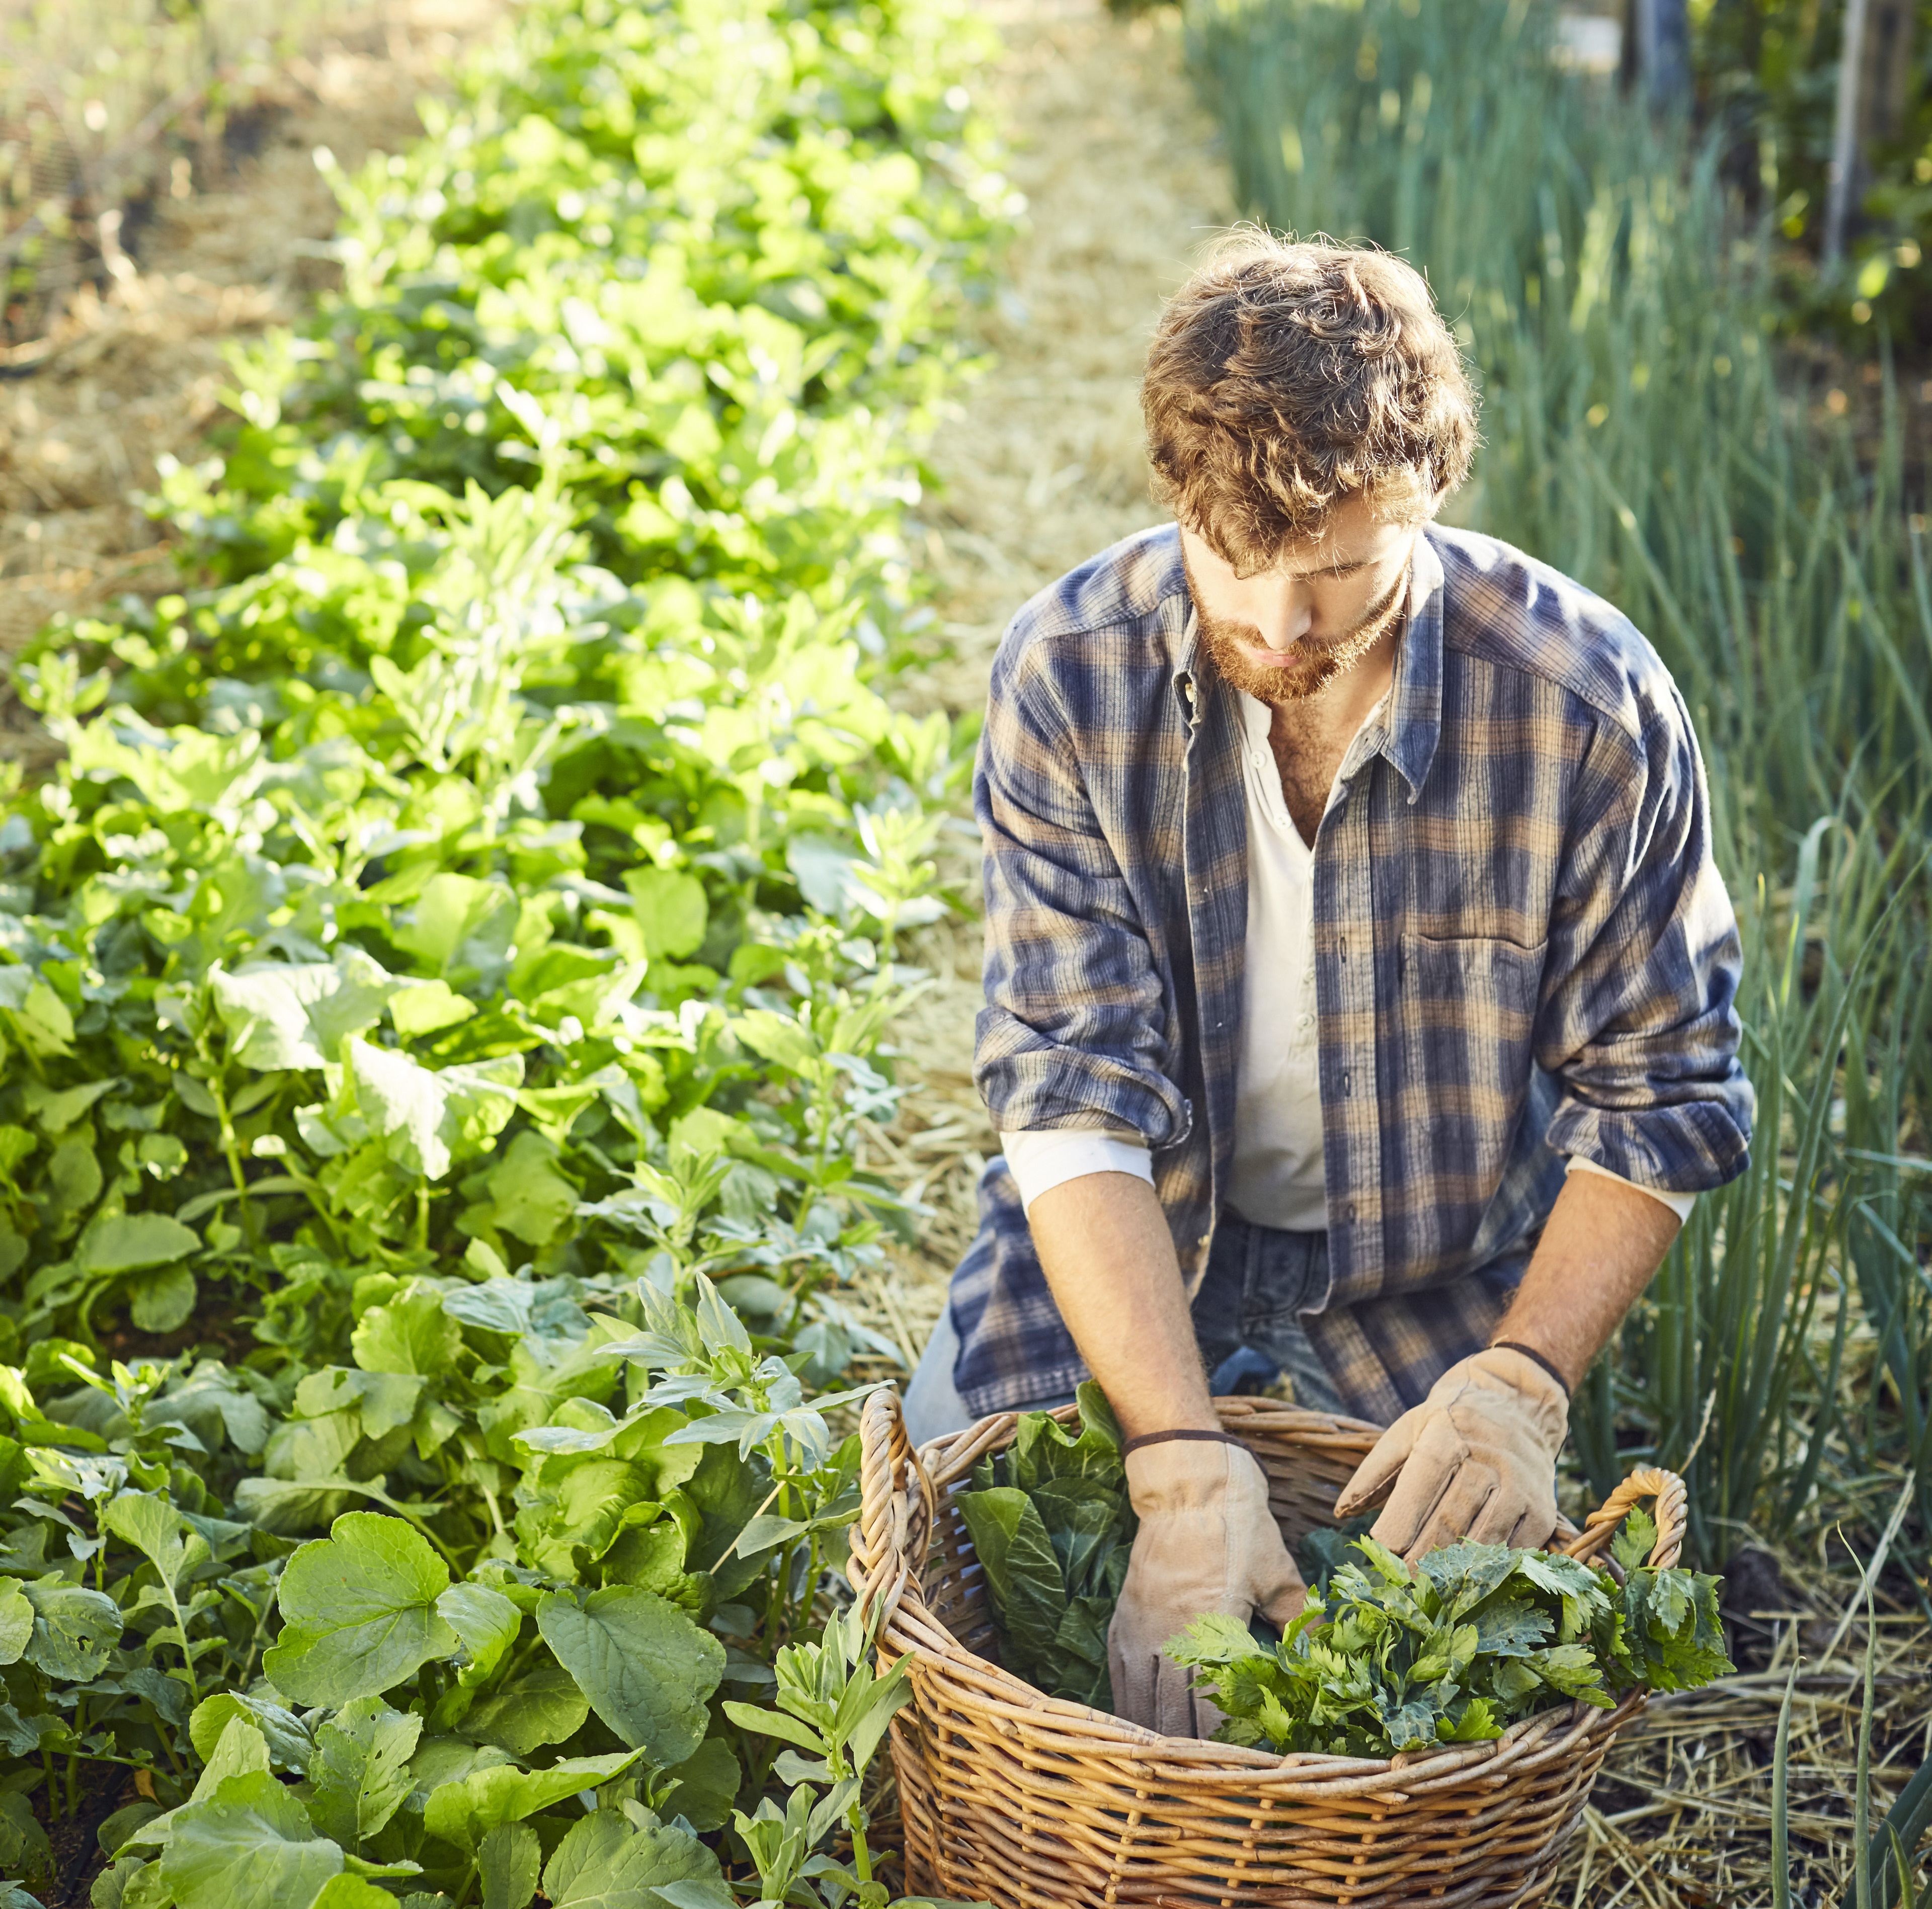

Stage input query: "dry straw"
[{"left": 851, "top": 1387, "right": 1687, "bottom": 1909}]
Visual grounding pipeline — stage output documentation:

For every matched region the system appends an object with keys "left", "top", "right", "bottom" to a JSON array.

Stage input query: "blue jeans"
[
  {"left": 901, "top": 1211, "right": 1344, "bottom": 1445},
  {"left": 1189, "top": 1214, "right": 1344, "bottom": 1416}
]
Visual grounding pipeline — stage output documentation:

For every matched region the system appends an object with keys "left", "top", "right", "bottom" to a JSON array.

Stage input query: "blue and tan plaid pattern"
[{"left": 950, "top": 523, "right": 1754, "bottom": 1426}]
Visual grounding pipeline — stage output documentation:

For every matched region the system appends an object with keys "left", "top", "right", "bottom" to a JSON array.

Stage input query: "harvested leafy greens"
[
  {"left": 954, "top": 1382, "right": 1136, "bottom": 1708},
  {"left": 1167, "top": 1506, "right": 1733, "bottom": 1757}
]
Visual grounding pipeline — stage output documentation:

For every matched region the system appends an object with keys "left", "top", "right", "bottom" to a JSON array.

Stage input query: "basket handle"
[
  {"left": 1559, "top": 1465, "right": 1687, "bottom": 1570},
  {"left": 849, "top": 1385, "right": 934, "bottom": 1634}
]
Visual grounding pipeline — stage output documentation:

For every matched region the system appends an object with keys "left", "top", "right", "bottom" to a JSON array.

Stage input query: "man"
[{"left": 902, "top": 236, "right": 1752, "bottom": 1736}]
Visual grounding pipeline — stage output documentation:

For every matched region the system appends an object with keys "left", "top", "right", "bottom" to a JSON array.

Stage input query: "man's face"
[{"left": 1179, "top": 492, "right": 1426, "bottom": 707}]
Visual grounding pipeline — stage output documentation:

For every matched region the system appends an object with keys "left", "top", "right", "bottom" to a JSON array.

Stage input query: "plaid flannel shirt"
[{"left": 949, "top": 523, "right": 1753, "bottom": 1425}]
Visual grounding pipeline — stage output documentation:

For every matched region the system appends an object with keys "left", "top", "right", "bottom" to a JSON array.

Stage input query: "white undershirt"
[{"left": 1002, "top": 691, "right": 1695, "bottom": 1230}]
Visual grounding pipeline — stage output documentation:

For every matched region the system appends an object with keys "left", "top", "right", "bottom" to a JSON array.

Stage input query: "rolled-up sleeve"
[
  {"left": 1538, "top": 684, "right": 1753, "bottom": 1193},
  {"left": 972, "top": 635, "right": 1189, "bottom": 1146}
]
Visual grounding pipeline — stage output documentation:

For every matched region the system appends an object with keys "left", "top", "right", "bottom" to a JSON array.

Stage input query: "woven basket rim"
[{"left": 851, "top": 1385, "right": 1685, "bottom": 1794}]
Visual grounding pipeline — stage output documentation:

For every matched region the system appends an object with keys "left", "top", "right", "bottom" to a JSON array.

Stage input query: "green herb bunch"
[
  {"left": 952, "top": 1384, "right": 1135, "bottom": 1710},
  {"left": 1167, "top": 1508, "right": 1733, "bottom": 1759}
]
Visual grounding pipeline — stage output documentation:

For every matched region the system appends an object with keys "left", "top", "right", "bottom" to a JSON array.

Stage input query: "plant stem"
[
  {"left": 1772, "top": 1654, "right": 1798, "bottom": 1909},
  {"left": 204, "top": 1061, "right": 261, "bottom": 1254},
  {"left": 163, "top": 1581, "right": 202, "bottom": 1706},
  {"left": 847, "top": 1801, "right": 872, "bottom": 1884}
]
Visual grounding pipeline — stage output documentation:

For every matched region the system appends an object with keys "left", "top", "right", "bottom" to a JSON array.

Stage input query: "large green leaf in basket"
[
  {"left": 954, "top": 1382, "right": 1135, "bottom": 1710},
  {"left": 955, "top": 1488, "right": 1066, "bottom": 1676}
]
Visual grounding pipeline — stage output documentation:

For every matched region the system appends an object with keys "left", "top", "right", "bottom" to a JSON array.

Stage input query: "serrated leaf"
[
  {"left": 541, "top": 1806, "right": 726, "bottom": 1909},
  {"left": 21, "top": 1574, "right": 121, "bottom": 1678},
  {"left": 351, "top": 1285, "right": 461, "bottom": 1378},
  {"left": 460, "top": 1659, "right": 590, "bottom": 1757},
  {"left": 103, "top": 1492, "right": 209, "bottom": 1593},
  {"left": 1610, "top": 1505, "right": 1658, "bottom": 1573},
  {"left": 480, "top": 1821, "right": 541, "bottom": 1909},
  {"left": 485, "top": 1131, "right": 578, "bottom": 1247},
  {"left": 308, "top": 1697, "right": 423, "bottom": 1852}
]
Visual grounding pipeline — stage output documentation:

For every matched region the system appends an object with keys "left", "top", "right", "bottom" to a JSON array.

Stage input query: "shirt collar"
[
  {"left": 1175, "top": 527, "right": 1446, "bottom": 799},
  {"left": 1380, "top": 529, "right": 1445, "bottom": 803}
]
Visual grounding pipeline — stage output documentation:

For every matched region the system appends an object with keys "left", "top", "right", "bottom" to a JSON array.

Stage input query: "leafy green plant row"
[
  {"left": 1185, "top": 0, "right": 1931, "bottom": 1576},
  {"left": 0, "top": 1275, "right": 928, "bottom": 1908},
  {"left": 0, "top": 0, "right": 1017, "bottom": 1899}
]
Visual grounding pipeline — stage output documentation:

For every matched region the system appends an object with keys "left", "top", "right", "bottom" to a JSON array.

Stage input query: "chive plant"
[{"left": 1186, "top": 0, "right": 1931, "bottom": 1577}]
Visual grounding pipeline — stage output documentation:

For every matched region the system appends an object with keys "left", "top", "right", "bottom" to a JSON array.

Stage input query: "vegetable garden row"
[
  {"left": 3, "top": 0, "right": 1930, "bottom": 1899},
  {"left": 0, "top": 0, "right": 1012, "bottom": 1902}
]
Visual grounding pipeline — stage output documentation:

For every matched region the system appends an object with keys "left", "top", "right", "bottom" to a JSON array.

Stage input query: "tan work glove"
[
  {"left": 1334, "top": 1346, "right": 1569, "bottom": 1561},
  {"left": 1106, "top": 1437, "right": 1306, "bottom": 1737}
]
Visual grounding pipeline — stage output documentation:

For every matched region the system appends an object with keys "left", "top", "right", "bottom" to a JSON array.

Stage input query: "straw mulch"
[
  {"left": 1556, "top": 1596, "right": 1931, "bottom": 1907},
  {"left": 864, "top": 0, "right": 1236, "bottom": 1361},
  {"left": 902, "top": 0, "right": 1231, "bottom": 721},
  {"left": 0, "top": 0, "right": 502, "bottom": 757}
]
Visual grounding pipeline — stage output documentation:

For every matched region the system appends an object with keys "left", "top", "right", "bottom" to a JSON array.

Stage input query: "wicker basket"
[{"left": 849, "top": 1387, "right": 1687, "bottom": 1909}]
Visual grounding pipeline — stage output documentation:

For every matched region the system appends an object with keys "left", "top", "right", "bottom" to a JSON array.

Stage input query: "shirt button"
[
  {"left": 1342, "top": 1069, "right": 1351, "bottom": 1094},
  {"left": 1347, "top": 1202, "right": 1358, "bottom": 1222}
]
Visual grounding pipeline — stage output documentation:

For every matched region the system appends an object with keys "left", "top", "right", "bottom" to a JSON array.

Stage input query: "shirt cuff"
[
  {"left": 1000, "top": 1129, "right": 1153, "bottom": 1214},
  {"left": 1565, "top": 1154, "right": 1696, "bottom": 1224}
]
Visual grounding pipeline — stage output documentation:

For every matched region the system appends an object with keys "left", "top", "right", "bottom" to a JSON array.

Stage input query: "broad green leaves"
[
  {"left": 19, "top": 1575, "right": 121, "bottom": 1680},
  {"left": 480, "top": 1822, "right": 541, "bottom": 1909},
  {"left": 422, "top": 1751, "right": 642, "bottom": 1851},
  {"left": 264, "top": 1514, "right": 458, "bottom": 1705},
  {"left": 307, "top": 1699, "right": 422, "bottom": 1850},
  {"left": 0, "top": 0, "right": 1007, "bottom": 1876},
  {"left": 351, "top": 1287, "right": 462, "bottom": 1379},
  {"left": 211, "top": 953, "right": 396, "bottom": 1071},
  {"left": 439, "top": 1581, "right": 521, "bottom": 1686},
  {"left": 75, "top": 1213, "right": 200, "bottom": 1278},
  {"left": 345, "top": 1042, "right": 521, "bottom": 1181},
  {"left": 541, "top": 1808, "right": 726, "bottom": 1909},
  {"left": 459, "top": 1662, "right": 590, "bottom": 1756},
  {"left": 159, "top": 1771, "right": 343, "bottom": 1909},
  {"left": 953, "top": 1383, "right": 1134, "bottom": 1709},
  {"left": 536, "top": 1586, "right": 724, "bottom": 1766}
]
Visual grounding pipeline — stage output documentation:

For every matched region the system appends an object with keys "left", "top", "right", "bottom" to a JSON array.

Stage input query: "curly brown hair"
[{"left": 1142, "top": 232, "right": 1478, "bottom": 573}]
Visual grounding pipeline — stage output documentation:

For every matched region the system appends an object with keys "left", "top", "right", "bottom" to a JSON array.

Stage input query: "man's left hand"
[{"left": 1332, "top": 1346, "right": 1568, "bottom": 1559}]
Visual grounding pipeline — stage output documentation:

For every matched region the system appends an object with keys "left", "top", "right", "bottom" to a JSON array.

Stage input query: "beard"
[{"left": 1183, "top": 552, "right": 1411, "bottom": 707}]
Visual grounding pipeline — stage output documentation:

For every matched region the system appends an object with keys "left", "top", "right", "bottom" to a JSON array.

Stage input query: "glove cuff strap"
[
  {"left": 1488, "top": 1340, "right": 1572, "bottom": 1398},
  {"left": 1119, "top": 1428, "right": 1247, "bottom": 1457}
]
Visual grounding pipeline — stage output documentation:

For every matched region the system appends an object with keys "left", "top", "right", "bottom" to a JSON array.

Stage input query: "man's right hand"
[{"left": 1105, "top": 1437, "right": 1307, "bottom": 1737}]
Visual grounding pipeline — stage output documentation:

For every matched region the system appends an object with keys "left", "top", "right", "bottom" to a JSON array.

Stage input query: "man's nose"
[{"left": 1252, "top": 579, "right": 1315, "bottom": 649}]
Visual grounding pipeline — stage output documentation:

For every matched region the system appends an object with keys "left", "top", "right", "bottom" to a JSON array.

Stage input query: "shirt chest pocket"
[
  {"left": 1399, "top": 932, "right": 1547, "bottom": 1021},
  {"left": 1395, "top": 932, "right": 1550, "bottom": 1184}
]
